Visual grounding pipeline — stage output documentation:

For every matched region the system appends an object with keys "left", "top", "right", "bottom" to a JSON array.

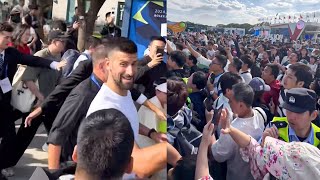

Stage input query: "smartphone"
[
  {"left": 212, "top": 104, "right": 224, "bottom": 125},
  {"left": 204, "top": 97, "right": 214, "bottom": 112},
  {"left": 156, "top": 48, "right": 165, "bottom": 56},
  {"left": 209, "top": 73, "right": 215, "bottom": 84}
]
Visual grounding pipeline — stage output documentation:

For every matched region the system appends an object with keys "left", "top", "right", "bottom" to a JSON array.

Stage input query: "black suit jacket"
[
  {"left": 41, "top": 59, "right": 151, "bottom": 115},
  {"left": 0, "top": 47, "right": 53, "bottom": 105}
]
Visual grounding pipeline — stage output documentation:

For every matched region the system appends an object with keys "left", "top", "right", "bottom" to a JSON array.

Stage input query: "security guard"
[{"left": 265, "top": 88, "right": 320, "bottom": 148}]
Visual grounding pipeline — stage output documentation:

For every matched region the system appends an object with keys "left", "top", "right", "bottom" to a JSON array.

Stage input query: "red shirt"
[
  {"left": 8, "top": 42, "right": 31, "bottom": 55},
  {"left": 262, "top": 79, "right": 281, "bottom": 107}
]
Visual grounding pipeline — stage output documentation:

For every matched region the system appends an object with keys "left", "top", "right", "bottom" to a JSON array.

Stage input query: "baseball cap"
[
  {"left": 47, "top": 30, "right": 69, "bottom": 42},
  {"left": 249, "top": 77, "right": 271, "bottom": 92},
  {"left": 282, "top": 88, "right": 317, "bottom": 113},
  {"left": 156, "top": 83, "right": 167, "bottom": 93}
]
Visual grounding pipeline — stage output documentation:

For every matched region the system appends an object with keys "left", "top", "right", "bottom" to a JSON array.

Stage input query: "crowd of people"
[
  {"left": 1, "top": 1, "right": 320, "bottom": 180},
  {"left": 0, "top": 1, "right": 174, "bottom": 180},
  {"left": 166, "top": 30, "right": 320, "bottom": 179}
]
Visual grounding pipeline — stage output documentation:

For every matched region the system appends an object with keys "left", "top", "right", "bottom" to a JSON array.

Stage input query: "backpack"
[
  {"left": 61, "top": 50, "right": 91, "bottom": 77},
  {"left": 168, "top": 107, "right": 203, "bottom": 158}
]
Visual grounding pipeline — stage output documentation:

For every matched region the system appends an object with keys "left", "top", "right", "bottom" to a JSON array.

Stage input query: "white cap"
[{"left": 156, "top": 83, "right": 167, "bottom": 93}]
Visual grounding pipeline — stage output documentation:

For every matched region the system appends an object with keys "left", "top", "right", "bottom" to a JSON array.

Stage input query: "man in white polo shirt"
[{"left": 86, "top": 38, "right": 168, "bottom": 179}]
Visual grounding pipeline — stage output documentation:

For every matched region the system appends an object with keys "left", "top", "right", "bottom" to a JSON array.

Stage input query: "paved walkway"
[{"left": 8, "top": 120, "right": 48, "bottom": 180}]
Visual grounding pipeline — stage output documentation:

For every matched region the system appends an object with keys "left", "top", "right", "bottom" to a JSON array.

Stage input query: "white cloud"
[{"left": 168, "top": 0, "right": 320, "bottom": 26}]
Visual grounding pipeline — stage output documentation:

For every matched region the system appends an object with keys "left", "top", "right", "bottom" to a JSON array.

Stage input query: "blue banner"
[{"left": 128, "top": 0, "right": 166, "bottom": 59}]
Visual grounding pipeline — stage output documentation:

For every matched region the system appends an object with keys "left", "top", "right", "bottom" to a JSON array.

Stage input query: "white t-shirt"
[
  {"left": 211, "top": 110, "right": 265, "bottom": 180},
  {"left": 87, "top": 84, "right": 139, "bottom": 139},
  {"left": 239, "top": 69, "right": 252, "bottom": 84},
  {"left": 206, "top": 50, "right": 215, "bottom": 60}
]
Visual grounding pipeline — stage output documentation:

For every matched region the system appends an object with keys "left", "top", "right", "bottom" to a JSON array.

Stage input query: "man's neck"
[
  {"left": 214, "top": 69, "right": 224, "bottom": 75},
  {"left": 241, "top": 67, "right": 248, "bottom": 72},
  {"left": 266, "top": 78, "right": 275, "bottom": 85},
  {"left": 93, "top": 68, "right": 106, "bottom": 82},
  {"left": 75, "top": 169, "right": 99, "bottom": 180},
  {"left": 294, "top": 124, "right": 312, "bottom": 139},
  {"left": 238, "top": 108, "right": 253, "bottom": 118},
  {"left": 108, "top": 23, "right": 115, "bottom": 27},
  {"left": 106, "top": 79, "right": 127, "bottom": 96}
]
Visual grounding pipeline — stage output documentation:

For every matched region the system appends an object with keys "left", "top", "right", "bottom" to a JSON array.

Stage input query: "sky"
[{"left": 168, "top": 0, "right": 320, "bottom": 26}]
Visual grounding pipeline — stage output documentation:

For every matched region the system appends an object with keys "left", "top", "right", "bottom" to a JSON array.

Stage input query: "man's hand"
[
  {"left": 155, "top": 110, "right": 166, "bottom": 121},
  {"left": 25, "top": 107, "right": 42, "bottom": 128},
  {"left": 220, "top": 109, "right": 232, "bottom": 134},
  {"left": 147, "top": 53, "right": 163, "bottom": 68},
  {"left": 34, "top": 94, "right": 45, "bottom": 108},
  {"left": 261, "top": 124, "right": 279, "bottom": 146},
  {"left": 150, "top": 132, "right": 167, "bottom": 143},
  {"left": 72, "top": 21, "right": 81, "bottom": 30},
  {"left": 201, "top": 120, "right": 215, "bottom": 147},
  {"left": 205, "top": 109, "right": 214, "bottom": 123},
  {"left": 56, "top": 60, "right": 67, "bottom": 71}
]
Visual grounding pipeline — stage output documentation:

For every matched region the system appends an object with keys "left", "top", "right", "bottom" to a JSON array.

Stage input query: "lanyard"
[{"left": 90, "top": 74, "right": 101, "bottom": 89}]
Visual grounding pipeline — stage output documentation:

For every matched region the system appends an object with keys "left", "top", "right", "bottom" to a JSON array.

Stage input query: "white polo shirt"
[{"left": 86, "top": 84, "right": 139, "bottom": 139}]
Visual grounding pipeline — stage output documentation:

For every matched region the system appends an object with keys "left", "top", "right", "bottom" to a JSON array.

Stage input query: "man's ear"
[
  {"left": 125, "top": 157, "right": 133, "bottom": 174},
  {"left": 311, "top": 110, "right": 318, "bottom": 121},
  {"left": 72, "top": 145, "right": 77, "bottom": 163},
  {"left": 297, "top": 81, "right": 304, "bottom": 88}
]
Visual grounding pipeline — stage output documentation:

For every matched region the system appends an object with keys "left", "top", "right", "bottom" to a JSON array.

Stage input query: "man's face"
[
  {"left": 258, "top": 45, "right": 264, "bottom": 52},
  {"left": 286, "top": 110, "right": 314, "bottom": 134},
  {"left": 262, "top": 52, "right": 269, "bottom": 60},
  {"left": 289, "top": 53, "right": 298, "bottom": 64},
  {"left": 0, "top": 31, "right": 12, "bottom": 50},
  {"left": 209, "top": 57, "right": 222, "bottom": 72},
  {"left": 106, "top": 14, "right": 115, "bottom": 24},
  {"left": 283, "top": 68, "right": 299, "bottom": 89},
  {"left": 262, "top": 66, "right": 273, "bottom": 83},
  {"left": 149, "top": 40, "right": 165, "bottom": 58},
  {"left": 53, "top": 39, "right": 66, "bottom": 52},
  {"left": 228, "top": 93, "right": 241, "bottom": 115},
  {"left": 249, "top": 52, "right": 255, "bottom": 60},
  {"left": 106, "top": 51, "right": 137, "bottom": 90},
  {"left": 227, "top": 62, "right": 237, "bottom": 73}
]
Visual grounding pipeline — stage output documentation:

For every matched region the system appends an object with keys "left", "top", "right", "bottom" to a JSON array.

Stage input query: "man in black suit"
[
  {"left": 0, "top": 22, "right": 65, "bottom": 174},
  {"left": 100, "top": 12, "right": 122, "bottom": 38}
]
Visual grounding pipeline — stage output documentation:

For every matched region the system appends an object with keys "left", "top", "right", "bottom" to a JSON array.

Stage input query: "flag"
[
  {"left": 276, "top": 13, "right": 279, "bottom": 16},
  {"left": 314, "top": 12, "right": 316, "bottom": 18},
  {"left": 300, "top": 14, "right": 303, "bottom": 19}
]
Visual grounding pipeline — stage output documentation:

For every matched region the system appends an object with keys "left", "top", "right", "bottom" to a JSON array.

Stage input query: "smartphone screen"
[
  {"left": 156, "top": 48, "right": 165, "bottom": 56},
  {"left": 212, "top": 104, "right": 223, "bottom": 125}
]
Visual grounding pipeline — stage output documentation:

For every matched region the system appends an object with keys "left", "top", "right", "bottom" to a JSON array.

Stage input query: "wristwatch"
[{"left": 148, "top": 128, "right": 157, "bottom": 138}]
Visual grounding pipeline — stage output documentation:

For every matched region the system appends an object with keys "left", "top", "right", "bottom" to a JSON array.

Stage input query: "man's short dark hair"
[
  {"left": 266, "top": 63, "right": 279, "bottom": 79},
  {"left": 52, "top": 20, "right": 67, "bottom": 31},
  {"left": 167, "top": 78, "right": 188, "bottom": 116},
  {"left": 102, "top": 37, "right": 137, "bottom": 57},
  {"left": 208, "top": 41, "right": 214, "bottom": 46},
  {"left": 105, "top": 12, "right": 112, "bottom": 18},
  {"left": 289, "top": 63, "right": 313, "bottom": 88},
  {"left": 150, "top": 36, "right": 166, "bottom": 44},
  {"left": 85, "top": 36, "right": 102, "bottom": 50},
  {"left": 75, "top": 7, "right": 78, "bottom": 10},
  {"left": 220, "top": 72, "right": 243, "bottom": 95},
  {"left": 241, "top": 55, "right": 253, "bottom": 68},
  {"left": 260, "top": 44, "right": 267, "bottom": 51},
  {"left": 77, "top": 109, "right": 134, "bottom": 179},
  {"left": 175, "top": 43, "right": 183, "bottom": 51},
  {"left": 232, "top": 57, "right": 243, "bottom": 72},
  {"left": 232, "top": 83, "right": 254, "bottom": 107},
  {"left": 188, "top": 55, "right": 197, "bottom": 65},
  {"left": 251, "top": 49, "right": 259, "bottom": 59},
  {"left": 192, "top": 71, "right": 207, "bottom": 90},
  {"left": 0, "top": 22, "right": 14, "bottom": 33},
  {"left": 215, "top": 54, "right": 227, "bottom": 68},
  {"left": 169, "top": 51, "right": 186, "bottom": 68}
]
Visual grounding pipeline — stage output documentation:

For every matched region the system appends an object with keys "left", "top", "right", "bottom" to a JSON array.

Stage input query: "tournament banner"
[{"left": 128, "top": 0, "right": 167, "bottom": 58}]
